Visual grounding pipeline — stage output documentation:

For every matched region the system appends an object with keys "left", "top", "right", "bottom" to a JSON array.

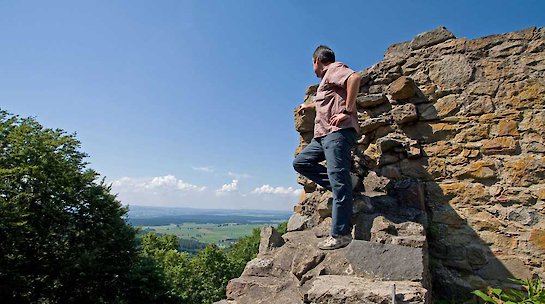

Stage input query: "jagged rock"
[
  {"left": 294, "top": 105, "right": 315, "bottom": 133},
  {"left": 410, "top": 26, "right": 456, "bottom": 50},
  {"left": 356, "top": 93, "right": 389, "bottom": 108},
  {"left": 429, "top": 54, "right": 473, "bottom": 92},
  {"left": 258, "top": 226, "right": 285, "bottom": 254},
  {"left": 376, "top": 135, "right": 406, "bottom": 153},
  {"left": 287, "top": 213, "right": 310, "bottom": 231},
  {"left": 453, "top": 160, "right": 496, "bottom": 180},
  {"left": 491, "top": 120, "right": 519, "bottom": 136},
  {"left": 344, "top": 240, "right": 427, "bottom": 282},
  {"left": 481, "top": 136, "right": 517, "bottom": 154},
  {"left": 460, "top": 95, "right": 495, "bottom": 115},
  {"left": 388, "top": 76, "right": 418, "bottom": 100},
  {"left": 213, "top": 300, "right": 237, "bottom": 304},
  {"left": 360, "top": 117, "right": 391, "bottom": 134},
  {"left": 271, "top": 26, "right": 545, "bottom": 303},
  {"left": 363, "top": 171, "right": 391, "bottom": 194},
  {"left": 305, "top": 275, "right": 429, "bottom": 304},
  {"left": 392, "top": 103, "right": 418, "bottom": 124},
  {"left": 242, "top": 258, "right": 274, "bottom": 277},
  {"left": 226, "top": 276, "right": 303, "bottom": 304}
]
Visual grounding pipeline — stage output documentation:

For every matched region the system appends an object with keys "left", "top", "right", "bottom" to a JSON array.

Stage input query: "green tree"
[{"left": 0, "top": 110, "right": 137, "bottom": 303}]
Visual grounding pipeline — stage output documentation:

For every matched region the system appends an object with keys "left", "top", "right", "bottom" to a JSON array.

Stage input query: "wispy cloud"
[
  {"left": 192, "top": 166, "right": 215, "bottom": 173},
  {"left": 251, "top": 185, "right": 302, "bottom": 196},
  {"left": 112, "top": 175, "right": 206, "bottom": 192},
  {"left": 227, "top": 171, "right": 252, "bottom": 179},
  {"left": 110, "top": 176, "right": 299, "bottom": 210},
  {"left": 215, "top": 179, "right": 239, "bottom": 196}
]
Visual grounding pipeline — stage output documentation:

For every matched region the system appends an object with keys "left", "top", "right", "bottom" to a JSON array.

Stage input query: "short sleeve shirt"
[{"left": 313, "top": 62, "right": 360, "bottom": 138}]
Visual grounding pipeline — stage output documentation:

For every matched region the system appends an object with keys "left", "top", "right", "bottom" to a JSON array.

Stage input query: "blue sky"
[{"left": 1, "top": 0, "right": 544, "bottom": 210}]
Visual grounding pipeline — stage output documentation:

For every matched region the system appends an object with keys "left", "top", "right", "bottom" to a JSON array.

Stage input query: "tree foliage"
[
  {"left": 0, "top": 110, "right": 136, "bottom": 303},
  {"left": 0, "top": 108, "right": 291, "bottom": 303}
]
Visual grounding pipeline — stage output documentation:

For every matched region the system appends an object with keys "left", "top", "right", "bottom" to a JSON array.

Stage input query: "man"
[{"left": 293, "top": 45, "right": 361, "bottom": 250}]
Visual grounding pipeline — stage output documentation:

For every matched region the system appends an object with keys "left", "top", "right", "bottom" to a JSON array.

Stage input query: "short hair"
[{"left": 313, "top": 45, "right": 335, "bottom": 64}]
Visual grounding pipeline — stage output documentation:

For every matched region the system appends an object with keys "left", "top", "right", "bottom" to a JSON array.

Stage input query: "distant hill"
[{"left": 126, "top": 205, "right": 292, "bottom": 226}]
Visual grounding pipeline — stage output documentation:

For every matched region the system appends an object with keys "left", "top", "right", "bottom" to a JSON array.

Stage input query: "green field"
[{"left": 139, "top": 222, "right": 273, "bottom": 246}]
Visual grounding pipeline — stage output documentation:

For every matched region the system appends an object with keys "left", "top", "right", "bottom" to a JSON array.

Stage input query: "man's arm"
[
  {"left": 345, "top": 72, "right": 361, "bottom": 113},
  {"left": 329, "top": 72, "right": 361, "bottom": 126}
]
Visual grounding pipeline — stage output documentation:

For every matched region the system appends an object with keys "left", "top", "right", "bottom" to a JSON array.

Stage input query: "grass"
[{"left": 140, "top": 222, "right": 273, "bottom": 245}]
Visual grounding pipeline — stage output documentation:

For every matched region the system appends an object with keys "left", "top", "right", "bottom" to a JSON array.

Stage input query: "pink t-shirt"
[{"left": 313, "top": 62, "right": 360, "bottom": 138}]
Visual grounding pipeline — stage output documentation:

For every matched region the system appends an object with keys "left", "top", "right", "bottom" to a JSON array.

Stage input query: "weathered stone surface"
[
  {"left": 453, "top": 160, "right": 496, "bottom": 180},
  {"left": 460, "top": 95, "right": 495, "bottom": 115},
  {"left": 287, "top": 213, "right": 310, "bottom": 231},
  {"left": 388, "top": 76, "right": 418, "bottom": 100},
  {"left": 363, "top": 171, "right": 390, "bottom": 194},
  {"left": 213, "top": 300, "right": 237, "bottom": 304},
  {"left": 226, "top": 276, "right": 302, "bottom": 304},
  {"left": 481, "top": 137, "right": 517, "bottom": 154},
  {"left": 491, "top": 120, "right": 519, "bottom": 136},
  {"left": 258, "top": 226, "right": 285, "bottom": 254},
  {"left": 503, "top": 155, "right": 545, "bottom": 187},
  {"left": 274, "top": 26, "right": 545, "bottom": 304},
  {"left": 306, "top": 275, "right": 428, "bottom": 304},
  {"left": 410, "top": 26, "right": 456, "bottom": 50},
  {"left": 344, "top": 240, "right": 427, "bottom": 281},
  {"left": 392, "top": 103, "right": 418, "bottom": 124},
  {"left": 356, "top": 93, "right": 389, "bottom": 108},
  {"left": 529, "top": 229, "right": 545, "bottom": 252},
  {"left": 521, "top": 133, "right": 545, "bottom": 153},
  {"left": 376, "top": 134, "right": 407, "bottom": 153},
  {"left": 391, "top": 178, "right": 427, "bottom": 210},
  {"left": 434, "top": 95, "right": 460, "bottom": 117},
  {"left": 384, "top": 41, "right": 411, "bottom": 61},
  {"left": 495, "top": 79, "right": 545, "bottom": 109},
  {"left": 429, "top": 54, "right": 473, "bottom": 92},
  {"left": 294, "top": 105, "right": 315, "bottom": 133},
  {"left": 360, "top": 117, "right": 390, "bottom": 134}
]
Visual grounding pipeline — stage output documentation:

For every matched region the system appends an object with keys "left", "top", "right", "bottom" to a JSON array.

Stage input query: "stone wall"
[{"left": 293, "top": 26, "right": 545, "bottom": 299}]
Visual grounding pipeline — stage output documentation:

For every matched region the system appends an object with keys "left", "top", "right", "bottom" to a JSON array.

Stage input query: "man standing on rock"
[{"left": 293, "top": 45, "right": 361, "bottom": 250}]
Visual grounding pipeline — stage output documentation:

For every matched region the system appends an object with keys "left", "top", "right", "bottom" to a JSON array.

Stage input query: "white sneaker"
[{"left": 318, "top": 234, "right": 353, "bottom": 250}]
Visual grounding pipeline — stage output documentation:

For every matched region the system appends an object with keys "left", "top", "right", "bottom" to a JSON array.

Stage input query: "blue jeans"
[{"left": 292, "top": 128, "right": 357, "bottom": 237}]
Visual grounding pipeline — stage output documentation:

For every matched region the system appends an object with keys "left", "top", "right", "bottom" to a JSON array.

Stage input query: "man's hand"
[{"left": 329, "top": 113, "right": 350, "bottom": 126}]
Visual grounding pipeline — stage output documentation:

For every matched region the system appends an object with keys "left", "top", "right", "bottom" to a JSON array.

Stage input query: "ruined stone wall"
[{"left": 294, "top": 26, "right": 545, "bottom": 298}]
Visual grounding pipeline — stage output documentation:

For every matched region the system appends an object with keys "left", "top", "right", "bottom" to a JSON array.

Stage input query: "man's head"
[{"left": 313, "top": 45, "right": 335, "bottom": 78}]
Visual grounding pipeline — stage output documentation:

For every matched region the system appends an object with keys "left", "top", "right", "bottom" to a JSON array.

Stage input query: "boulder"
[
  {"left": 410, "top": 26, "right": 456, "bottom": 50},
  {"left": 306, "top": 275, "right": 429, "bottom": 304},
  {"left": 258, "top": 226, "right": 285, "bottom": 254},
  {"left": 392, "top": 103, "right": 418, "bottom": 124},
  {"left": 356, "top": 93, "right": 389, "bottom": 108},
  {"left": 388, "top": 76, "right": 418, "bottom": 100}
]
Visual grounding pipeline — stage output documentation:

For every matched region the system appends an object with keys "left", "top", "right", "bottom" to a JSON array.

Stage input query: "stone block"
[
  {"left": 360, "top": 117, "right": 390, "bottom": 134},
  {"left": 344, "top": 240, "right": 427, "bottom": 282},
  {"left": 410, "top": 26, "right": 456, "bottom": 50},
  {"left": 306, "top": 275, "right": 428, "bottom": 304},
  {"left": 392, "top": 103, "right": 418, "bottom": 124},
  {"left": 294, "top": 105, "right": 315, "bottom": 133},
  {"left": 363, "top": 171, "right": 391, "bottom": 193},
  {"left": 429, "top": 54, "right": 473, "bottom": 92},
  {"left": 481, "top": 137, "right": 517, "bottom": 154},
  {"left": 288, "top": 213, "right": 310, "bottom": 232},
  {"left": 259, "top": 226, "right": 285, "bottom": 254},
  {"left": 356, "top": 93, "right": 389, "bottom": 108},
  {"left": 388, "top": 76, "right": 418, "bottom": 100}
]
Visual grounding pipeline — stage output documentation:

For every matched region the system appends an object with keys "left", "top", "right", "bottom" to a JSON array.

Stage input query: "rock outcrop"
[{"left": 217, "top": 26, "right": 545, "bottom": 303}]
